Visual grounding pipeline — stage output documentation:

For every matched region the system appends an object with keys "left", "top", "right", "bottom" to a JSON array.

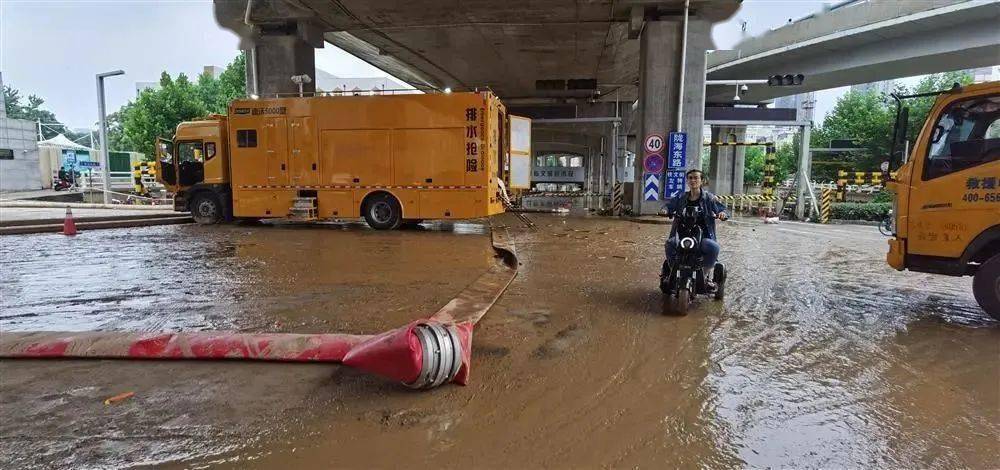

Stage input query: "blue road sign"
[
  {"left": 668, "top": 131, "right": 687, "bottom": 169},
  {"left": 664, "top": 170, "right": 686, "bottom": 199}
]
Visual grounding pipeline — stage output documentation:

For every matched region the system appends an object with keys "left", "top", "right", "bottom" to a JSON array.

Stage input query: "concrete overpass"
[
  {"left": 214, "top": 0, "right": 741, "bottom": 214},
  {"left": 699, "top": 0, "right": 999, "bottom": 218},
  {"left": 705, "top": 0, "right": 1000, "bottom": 104}
]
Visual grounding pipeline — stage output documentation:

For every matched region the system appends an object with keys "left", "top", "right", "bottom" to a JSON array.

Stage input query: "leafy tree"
[
  {"left": 810, "top": 89, "right": 895, "bottom": 179},
  {"left": 197, "top": 54, "right": 247, "bottom": 114},
  {"left": 741, "top": 142, "right": 796, "bottom": 187},
  {"left": 116, "top": 73, "right": 206, "bottom": 157},
  {"left": 113, "top": 55, "right": 246, "bottom": 156},
  {"left": 805, "top": 70, "right": 974, "bottom": 181},
  {"left": 743, "top": 146, "right": 765, "bottom": 184},
  {"left": 3, "top": 85, "right": 63, "bottom": 139}
]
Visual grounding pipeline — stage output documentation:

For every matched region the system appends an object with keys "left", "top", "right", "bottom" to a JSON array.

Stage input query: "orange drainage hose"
[{"left": 0, "top": 217, "right": 518, "bottom": 389}]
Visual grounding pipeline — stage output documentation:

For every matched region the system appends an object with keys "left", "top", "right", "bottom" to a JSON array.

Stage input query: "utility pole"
[{"left": 96, "top": 70, "right": 124, "bottom": 204}]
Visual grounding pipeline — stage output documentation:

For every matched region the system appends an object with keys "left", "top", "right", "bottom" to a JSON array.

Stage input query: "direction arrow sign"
[{"left": 643, "top": 173, "right": 659, "bottom": 201}]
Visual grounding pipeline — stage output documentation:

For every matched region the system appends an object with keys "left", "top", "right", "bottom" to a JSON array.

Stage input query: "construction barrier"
[
  {"left": 762, "top": 145, "right": 778, "bottom": 199},
  {"left": 132, "top": 161, "right": 157, "bottom": 196},
  {"left": 836, "top": 169, "right": 897, "bottom": 201},
  {"left": 716, "top": 194, "right": 777, "bottom": 215},
  {"left": 703, "top": 141, "right": 776, "bottom": 147},
  {"left": 611, "top": 182, "right": 624, "bottom": 216},
  {"left": 820, "top": 189, "right": 833, "bottom": 223}
]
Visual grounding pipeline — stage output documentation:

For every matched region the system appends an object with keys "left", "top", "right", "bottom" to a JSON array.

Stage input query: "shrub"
[
  {"left": 871, "top": 190, "right": 893, "bottom": 203},
  {"left": 831, "top": 202, "right": 891, "bottom": 221}
]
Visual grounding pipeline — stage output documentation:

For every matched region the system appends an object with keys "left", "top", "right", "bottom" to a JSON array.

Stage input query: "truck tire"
[
  {"left": 363, "top": 193, "right": 402, "bottom": 230},
  {"left": 973, "top": 253, "right": 1000, "bottom": 321},
  {"left": 190, "top": 192, "right": 223, "bottom": 225}
]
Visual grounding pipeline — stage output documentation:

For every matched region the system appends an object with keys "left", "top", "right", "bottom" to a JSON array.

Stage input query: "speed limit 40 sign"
[{"left": 644, "top": 134, "right": 664, "bottom": 154}]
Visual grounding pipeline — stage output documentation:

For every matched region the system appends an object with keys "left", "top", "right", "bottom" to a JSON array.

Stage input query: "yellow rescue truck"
[
  {"left": 886, "top": 81, "right": 1000, "bottom": 319},
  {"left": 155, "top": 91, "right": 531, "bottom": 229}
]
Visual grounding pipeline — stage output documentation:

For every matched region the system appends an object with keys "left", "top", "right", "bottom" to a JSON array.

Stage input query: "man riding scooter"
[{"left": 660, "top": 169, "right": 728, "bottom": 293}]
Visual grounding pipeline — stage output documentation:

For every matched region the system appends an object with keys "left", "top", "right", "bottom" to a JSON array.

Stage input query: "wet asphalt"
[{"left": 0, "top": 215, "right": 996, "bottom": 468}]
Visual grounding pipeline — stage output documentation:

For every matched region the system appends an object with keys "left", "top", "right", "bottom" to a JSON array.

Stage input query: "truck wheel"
[
  {"left": 190, "top": 193, "right": 222, "bottom": 225},
  {"left": 363, "top": 193, "right": 402, "bottom": 230},
  {"left": 973, "top": 253, "right": 1000, "bottom": 321}
]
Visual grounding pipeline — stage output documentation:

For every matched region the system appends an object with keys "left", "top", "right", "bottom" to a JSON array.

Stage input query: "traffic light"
[{"left": 767, "top": 74, "right": 805, "bottom": 86}]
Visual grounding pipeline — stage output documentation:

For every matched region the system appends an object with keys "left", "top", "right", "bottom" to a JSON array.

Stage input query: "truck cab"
[
  {"left": 155, "top": 116, "right": 232, "bottom": 223},
  {"left": 887, "top": 81, "right": 1000, "bottom": 318}
]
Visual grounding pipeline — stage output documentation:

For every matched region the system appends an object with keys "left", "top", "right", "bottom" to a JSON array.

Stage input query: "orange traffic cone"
[{"left": 62, "top": 207, "right": 78, "bottom": 236}]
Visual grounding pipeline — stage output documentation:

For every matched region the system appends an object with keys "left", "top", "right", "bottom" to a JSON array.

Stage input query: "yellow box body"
[{"left": 167, "top": 92, "right": 510, "bottom": 221}]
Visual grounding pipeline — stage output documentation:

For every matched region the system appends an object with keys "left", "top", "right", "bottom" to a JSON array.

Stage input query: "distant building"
[
  {"left": 202, "top": 65, "right": 224, "bottom": 79},
  {"left": 314, "top": 68, "right": 409, "bottom": 95},
  {"left": 773, "top": 91, "right": 816, "bottom": 122},
  {"left": 0, "top": 71, "right": 43, "bottom": 191},
  {"left": 850, "top": 80, "right": 895, "bottom": 96},
  {"left": 970, "top": 66, "right": 999, "bottom": 83}
]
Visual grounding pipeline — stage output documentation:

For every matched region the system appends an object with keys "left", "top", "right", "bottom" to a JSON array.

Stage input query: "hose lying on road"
[{"left": 0, "top": 216, "right": 519, "bottom": 389}]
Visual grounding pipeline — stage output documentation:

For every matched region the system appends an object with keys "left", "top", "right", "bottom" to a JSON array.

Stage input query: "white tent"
[{"left": 38, "top": 134, "right": 96, "bottom": 152}]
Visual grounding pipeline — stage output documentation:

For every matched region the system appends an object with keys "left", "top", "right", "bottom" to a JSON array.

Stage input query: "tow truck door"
[{"left": 155, "top": 137, "right": 177, "bottom": 191}]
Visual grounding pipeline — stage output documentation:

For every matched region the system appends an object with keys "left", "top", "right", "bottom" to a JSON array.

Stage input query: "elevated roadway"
[{"left": 705, "top": 0, "right": 1000, "bottom": 104}]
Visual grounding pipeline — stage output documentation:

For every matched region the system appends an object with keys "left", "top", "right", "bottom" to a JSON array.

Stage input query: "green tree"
[
  {"left": 197, "top": 54, "right": 247, "bottom": 114},
  {"left": 117, "top": 72, "right": 207, "bottom": 156},
  {"left": 113, "top": 55, "right": 246, "bottom": 156},
  {"left": 773, "top": 142, "right": 798, "bottom": 183},
  {"left": 743, "top": 146, "right": 765, "bottom": 184},
  {"left": 3, "top": 85, "right": 63, "bottom": 139},
  {"left": 811, "top": 89, "right": 895, "bottom": 179}
]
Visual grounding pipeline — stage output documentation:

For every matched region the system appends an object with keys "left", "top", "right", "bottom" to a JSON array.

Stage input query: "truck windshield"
[{"left": 924, "top": 95, "right": 1000, "bottom": 180}]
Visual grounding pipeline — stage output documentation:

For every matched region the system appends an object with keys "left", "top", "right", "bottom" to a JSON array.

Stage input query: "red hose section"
[{"left": 0, "top": 331, "right": 368, "bottom": 362}]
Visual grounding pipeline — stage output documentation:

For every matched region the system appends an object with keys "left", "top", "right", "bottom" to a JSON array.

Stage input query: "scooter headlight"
[{"left": 680, "top": 237, "right": 697, "bottom": 250}]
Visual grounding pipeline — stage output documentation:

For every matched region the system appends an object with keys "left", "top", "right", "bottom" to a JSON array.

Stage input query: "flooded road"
[{"left": 1, "top": 216, "right": 997, "bottom": 468}]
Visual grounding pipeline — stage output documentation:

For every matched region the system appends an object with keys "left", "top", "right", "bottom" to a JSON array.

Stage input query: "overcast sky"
[{"left": 3, "top": 0, "right": 847, "bottom": 130}]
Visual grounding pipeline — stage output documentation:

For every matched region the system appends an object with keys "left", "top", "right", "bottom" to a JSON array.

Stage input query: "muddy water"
[
  {"left": 2, "top": 216, "right": 998, "bottom": 468},
  {"left": 0, "top": 221, "right": 493, "bottom": 333}
]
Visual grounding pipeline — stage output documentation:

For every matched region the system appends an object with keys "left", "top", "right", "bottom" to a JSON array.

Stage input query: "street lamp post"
[{"left": 96, "top": 70, "right": 124, "bottom": 205}]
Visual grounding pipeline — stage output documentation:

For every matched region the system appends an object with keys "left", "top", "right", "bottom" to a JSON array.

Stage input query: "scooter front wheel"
[{"left": 665, "top": 288, "right": 691, "bottom": 316}]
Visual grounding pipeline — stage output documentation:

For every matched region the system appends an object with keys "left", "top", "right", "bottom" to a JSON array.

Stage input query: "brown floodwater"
[{"left": 1, "top": 216, "right": 997, "bottom": 468}]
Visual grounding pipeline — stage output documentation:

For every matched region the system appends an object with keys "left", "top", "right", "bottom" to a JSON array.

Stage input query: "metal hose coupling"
[{"left": 406, "top": 322, "right": 464, "bottom": 389}]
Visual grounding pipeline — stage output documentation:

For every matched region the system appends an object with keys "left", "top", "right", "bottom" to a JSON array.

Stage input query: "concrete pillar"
[
  {"left": 733, "top": 139, "right": 746, "bottom": 194},
  {"left": 632, "top": 17, "right": 711, "bottom": 214},
  {"left": 679, "top": 19, "right": 711, "bottom": 172},
  {"left": 707, "top": 126, "right": 745, "bottom": 195},
  {"left": 795, "top": 124, "right": 813, "bottom": 219},
  {"left": 633, "top": 21, "right": 679, "bottom": 214},
  {"left": 247, "top": 33, "right": 317, "bottom": 97}
]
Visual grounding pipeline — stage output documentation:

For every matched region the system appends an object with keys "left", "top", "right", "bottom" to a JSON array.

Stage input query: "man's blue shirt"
[{"left": 663, "top": 190, "right": 727, "bottom": 241}]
